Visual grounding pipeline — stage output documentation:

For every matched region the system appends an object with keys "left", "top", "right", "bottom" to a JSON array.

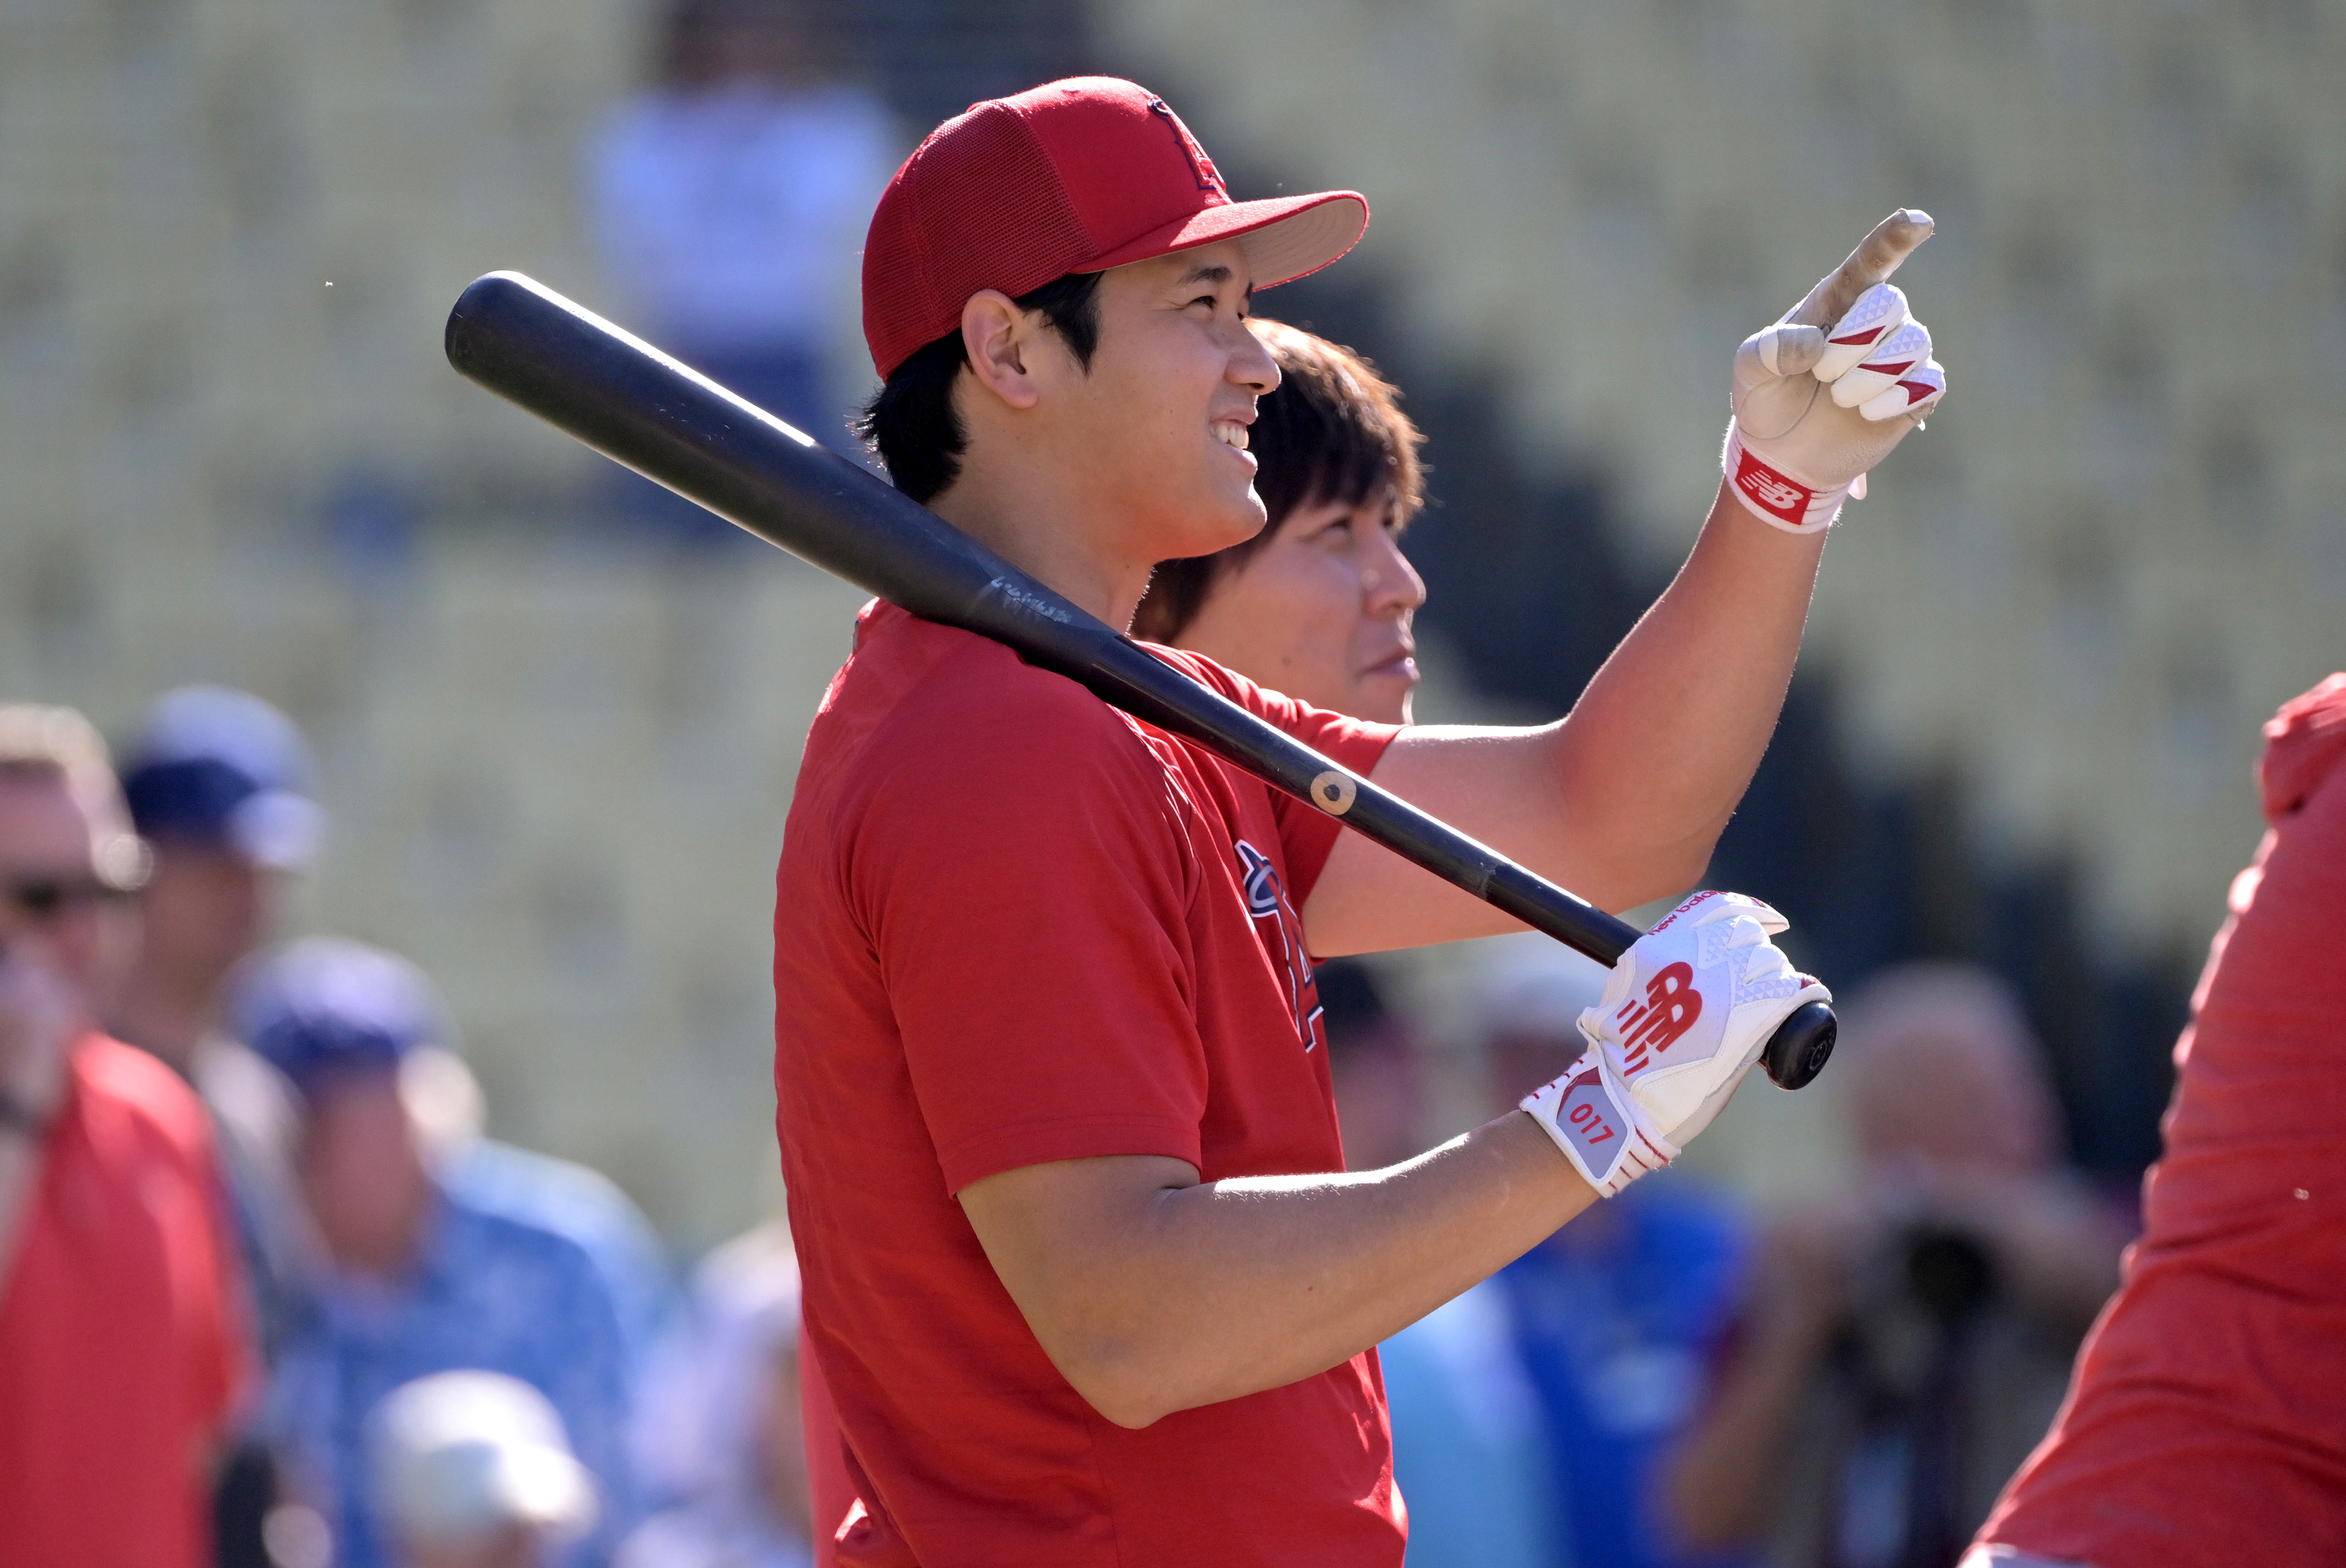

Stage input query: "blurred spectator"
[
  {"left": 113, "top": 686, "right": 320, "bottom": 1354},
  {"left": 248, "top": 938, "right": 640, "bottom": 1568},
  {"left": 439, "top": 1089, "right": 679, "bottom": 1388},
  {"left": 1480, "top": 934, "right": 1751, "bottom": 1568},
  {"left": 1967, "top": 675, "right": 2346, "bottom": 1568},
  {"left": 1321, "top": 957, "right": 1558, "bottom": 1568},
  {"left": 110, "top": 689, "right": 671, "bottom": 1566},
  {"left": 111, "top": 685, "right": 322, "bottom": 1565},
  {"left": 589, "top": 0, "right": 894, "bottom": 471},
  {"left": 624, "top": 1222, "right": 813, "bottom": 1568},
  {"left": 370, "top": 1370, "right": 600, "bottom": 1568},
  {"left": 1666, "top": 965, "right": 2129, "bottom": 1568},
  {"left": 0, "top": 703, "right": 251, "bottom": 1568},
  {"left": 1318, "top": 958, "right": 1422, "bottom": 1173}
]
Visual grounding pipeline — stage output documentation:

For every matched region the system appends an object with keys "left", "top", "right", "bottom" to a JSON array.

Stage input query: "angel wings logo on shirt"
[{"left": 1234, "top": 839, "right": 1325, "bottom": 1053}]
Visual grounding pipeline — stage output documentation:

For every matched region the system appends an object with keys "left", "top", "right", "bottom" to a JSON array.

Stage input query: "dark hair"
[
  {"left": 854, "top": 271, "right": 1103, "bottom": 504},
  {"left": 1131, "top": 320, "right": 1425, "bottom": 644}
]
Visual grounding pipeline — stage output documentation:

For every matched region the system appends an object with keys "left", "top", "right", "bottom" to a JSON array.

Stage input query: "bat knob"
[{"left": 1761, "top": 1001, "right": 1837, "bottom": 1091}]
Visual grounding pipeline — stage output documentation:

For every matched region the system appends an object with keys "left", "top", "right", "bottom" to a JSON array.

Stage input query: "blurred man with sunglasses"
[{"left": 0, "top": 702, "right": 251, "bottom": 1568}]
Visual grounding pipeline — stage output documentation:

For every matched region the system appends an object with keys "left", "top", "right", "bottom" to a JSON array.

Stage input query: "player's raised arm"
[{"left": 1304, "top": 211, "right": 1950, "bottom": 954}]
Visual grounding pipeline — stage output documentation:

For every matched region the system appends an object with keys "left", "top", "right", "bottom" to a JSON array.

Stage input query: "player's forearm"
[
  {"left": 962, "top": 1114, "right": 1593, "bottom": 1429},
  {"left": 1547, "top": 481, "right": 1826, "bottom": 904}
]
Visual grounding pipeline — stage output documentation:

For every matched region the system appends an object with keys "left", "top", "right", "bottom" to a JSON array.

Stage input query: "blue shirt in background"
[
  {"left": 271, "top": 1185, "right": 640, "bottom": 1568},
  {"left": 1381, "top": 1278, "right": 1560, "bottom": 1568},
  {"left": 1501, "top": 1177, "right": 1752, "bottom": 1568},
  {"left": 448, "top": 1137, "right": 678, "bottom": 1378}
]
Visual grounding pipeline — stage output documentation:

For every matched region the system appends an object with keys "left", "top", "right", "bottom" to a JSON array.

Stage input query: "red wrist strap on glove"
[{"left": 1722, "top": 426, "right": 1852, "bottom": 535}]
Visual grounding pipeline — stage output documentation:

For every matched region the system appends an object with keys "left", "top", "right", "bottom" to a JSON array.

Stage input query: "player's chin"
[
  {"left": 1191, "top": 484, "right": 1270, "bottom": 552},
  {"left": 1352, "top": 659, "right": 1419, "bottom": 726}
]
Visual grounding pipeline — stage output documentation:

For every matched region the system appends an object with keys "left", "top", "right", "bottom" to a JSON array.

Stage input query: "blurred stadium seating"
[
  {"left": 0, "top": 0, "right": 871, "bottom": 1248},
  {"left": 1101, "top": 0, "right": 2344, "bottom": 1169},
  {"left": 2, "top": 0, "right": 2333, "bottom": 1239},
  {"left": 1103, "top": 0, "right": 2343, "bottom": 961}
]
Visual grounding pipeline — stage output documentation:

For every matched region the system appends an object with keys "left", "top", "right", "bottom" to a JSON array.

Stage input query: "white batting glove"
[
  {"left": 1724, "top": 210, "right": 1948, "bottom": 534},
  {"left": 1522, "top": 891, "right": 1830, "bottom": 1196}
]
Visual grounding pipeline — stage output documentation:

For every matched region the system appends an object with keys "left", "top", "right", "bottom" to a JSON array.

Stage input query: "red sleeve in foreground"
[{"left": 1975, "top": 673, "right": 2346, "bottom": 1568}]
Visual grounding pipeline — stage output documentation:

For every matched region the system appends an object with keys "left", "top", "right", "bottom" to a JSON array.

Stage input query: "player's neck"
[{"left": 929, "top": 466, "right": 1154, "bottom": 633}]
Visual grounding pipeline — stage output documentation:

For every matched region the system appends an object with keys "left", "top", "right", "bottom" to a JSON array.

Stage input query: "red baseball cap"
[{"left": 861, "top": 77, "right": 1369, "bottom": 378}]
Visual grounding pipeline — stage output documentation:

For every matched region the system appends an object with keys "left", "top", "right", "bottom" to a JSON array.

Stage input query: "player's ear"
[{"left": 960, "top": 290, "right": 1042, "bottom": 412}]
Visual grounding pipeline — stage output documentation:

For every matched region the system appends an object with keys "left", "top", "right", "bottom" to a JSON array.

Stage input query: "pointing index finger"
[{"left": 1794, "top": 209, "right": 1935, "bottom": 328}]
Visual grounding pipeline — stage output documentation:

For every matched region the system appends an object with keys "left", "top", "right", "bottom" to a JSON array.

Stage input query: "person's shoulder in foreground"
[
  {"left": 1967, "top": 673, "right": 2346, "bottom": 1568},
  {"left": 798, "top": 597, "right": 1160, "bottom": 807}
]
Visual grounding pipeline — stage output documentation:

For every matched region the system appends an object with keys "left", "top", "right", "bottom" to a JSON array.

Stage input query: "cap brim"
[{"left": 1085, "top": 191, "right": 1369, "bottom": 292}]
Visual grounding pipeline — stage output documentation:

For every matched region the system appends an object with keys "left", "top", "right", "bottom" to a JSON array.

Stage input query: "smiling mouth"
[{"left": 1211, "top": 420, "right": 1251, "bottom": 452}]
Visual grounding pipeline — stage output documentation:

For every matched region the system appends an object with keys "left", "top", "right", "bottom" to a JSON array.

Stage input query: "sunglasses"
[{"left": 4, "top": 874, "right": 136, "bottom": 922}]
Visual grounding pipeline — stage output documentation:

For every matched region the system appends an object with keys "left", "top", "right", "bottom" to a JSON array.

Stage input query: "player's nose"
[
  {"left": 1229, "top": 322, "right": 1279, "bottom": 396},
  {"left": 1364, "top": 524, "right": 1426, "bottom": 613}
]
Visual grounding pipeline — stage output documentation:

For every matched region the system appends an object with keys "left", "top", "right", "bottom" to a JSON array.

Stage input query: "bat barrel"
[{"left": 444, "top": 270, "right": 1832, "bottom": 1090}]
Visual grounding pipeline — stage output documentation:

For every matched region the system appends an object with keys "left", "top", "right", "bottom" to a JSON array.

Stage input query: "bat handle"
[{"left": 1761, "top": 1001, "right": 1837, "bottom": 1090}]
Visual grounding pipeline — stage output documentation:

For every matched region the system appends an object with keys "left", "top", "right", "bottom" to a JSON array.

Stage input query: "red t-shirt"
[
  {"left": 0, "top": 1032, "right": 250, "bottom": 1568},
  {"left": 773, "top": 601, "right": 1405, "bottom": 1568},
  {"left": 1978, "top": 674, "right": 2346, "bottom": 1567}
]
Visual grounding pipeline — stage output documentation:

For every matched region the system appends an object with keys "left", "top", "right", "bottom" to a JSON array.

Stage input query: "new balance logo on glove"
[
  {"left": 1616, "top": 961, "right": 1702, "bottom": 1074},
  {"left": 1733, "top": 449, "right": 1813, "bottom": 527},
  {"left": 1523, "top": 891, "right": 1831, "bottom": 1197}
]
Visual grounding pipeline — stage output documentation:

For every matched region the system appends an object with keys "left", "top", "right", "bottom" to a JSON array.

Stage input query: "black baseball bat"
[{"left": 443, "top": 271, "right": 1836, "bottom": 1091}]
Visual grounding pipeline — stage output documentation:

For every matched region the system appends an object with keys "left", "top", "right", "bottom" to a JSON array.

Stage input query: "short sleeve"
[
  {"left": 847, "top": 678, "right": 1212, "bottom": 1192},
  {"left": 2259, "top": 673, "right": 2346, "bottom": 823},
  {"left": 1140, "top": 645, "right": 1404, "bottom": 904}
]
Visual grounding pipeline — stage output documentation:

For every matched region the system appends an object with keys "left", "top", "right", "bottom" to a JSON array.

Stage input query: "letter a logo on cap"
[{"left": 1149, "top": 98, "right": 1226, "bottom": 195}]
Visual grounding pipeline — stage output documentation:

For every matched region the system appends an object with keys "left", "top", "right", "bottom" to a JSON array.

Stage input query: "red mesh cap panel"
[
  {"left": 1015, "top": 81, "right": 1233, "bottom": 253},
  {"left": 862, "top": 104, "right": 1094, "bottom": 377}
]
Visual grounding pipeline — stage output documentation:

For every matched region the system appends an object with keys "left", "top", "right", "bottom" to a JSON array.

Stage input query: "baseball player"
[{"left": 775, "top": 76, "right": 1946, "bottom": 1566}]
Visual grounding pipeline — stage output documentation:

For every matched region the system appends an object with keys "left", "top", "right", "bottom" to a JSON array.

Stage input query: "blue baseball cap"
[
  {"left": 120, "top": 687, "right": 322, "bottom": 870},
  {"left": 237, "top": 938, "right": 448, "bottom": 1092}
]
